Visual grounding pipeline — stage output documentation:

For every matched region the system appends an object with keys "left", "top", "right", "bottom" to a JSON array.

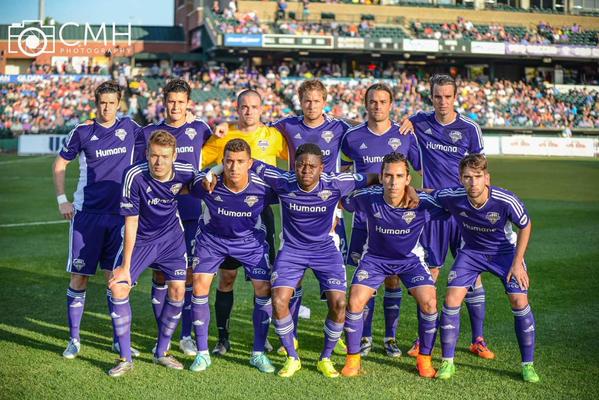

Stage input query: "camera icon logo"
[{"left": 8, "top": 20, "right": 56, "bottom": 57}]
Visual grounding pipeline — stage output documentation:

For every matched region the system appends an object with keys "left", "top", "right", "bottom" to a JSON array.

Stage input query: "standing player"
[
  {"left": 341, "top": 153, "right": 442, "bottom": 378},
  {"left": 405, "top": 74, "right": 492, "bottom": 359},
  {"left": 135, "top": 79, "right": 212, "bottom": 356},
  {"left": 201, "top": 89, "right": 287, "bottom": 355},
  {"left": 53, "top": 81, "right": 140, "bottom": 359},
  {"left": 108, "top": 130, "right": 197, "bottom": 377},
  {"left": 341, "top": 83, "right": 421, "bottom": 358},
  {"left": 433, "top": 154, "right": 539, "bottom": 383}
]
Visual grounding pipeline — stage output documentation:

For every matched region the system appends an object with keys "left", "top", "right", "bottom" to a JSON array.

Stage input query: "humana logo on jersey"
[
  {"left": 425, "top": 142, "right": 458, "bottom": 153},
  {"left": 289, "top": 203, "right": 327, "bottom": 213},
  {"left": 362, "top": 155, "right": 385, "bottom": 164},
  {"left": 176, "top": 146, "right": 194, "bottom": 153},
  {"left": 375, "top": 225, "right": 411, "bottom": 235},
  {"left": 95, "top": 147, "right": 127, "bottom": 158},
  {"left": 217, "top": 207, "right": 252, "bottom": 217},
  {"left": 462, "top": 222, "right": 496, "bottom": 233}
]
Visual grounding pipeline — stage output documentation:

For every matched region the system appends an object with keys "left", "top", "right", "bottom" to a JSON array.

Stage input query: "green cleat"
[
  {"left": 250, "top": 353, "right": 275, "bottom": 373},
  {"left": 435, "top": 360, "right": 456, "bottom": 380},
  {"left": 278, "top": 357, "right": 301, "bottom": 378},
  {"left": 522, "top": 364, "right": 540, "bottom": 383},
  {"left": 190, "top": 353, "right": 212, "bottom": 372},
  {"left": 317, "top": 358, "right": 340, "bottom": 378},
  {"left": 333, "top": 338, "right": 347, "bottom": 356}
]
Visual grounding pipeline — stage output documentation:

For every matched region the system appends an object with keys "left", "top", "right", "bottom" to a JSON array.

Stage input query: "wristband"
[
  {"left": 205, "top": 171, "right": 213, "bottom": 183},
  {"left": 57, "top": 194, "right": 68, "bottom": 205}
]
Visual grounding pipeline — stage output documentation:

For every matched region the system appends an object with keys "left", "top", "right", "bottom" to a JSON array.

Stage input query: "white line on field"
[{"left": 0, "top": 220, "right": 68, "bottom": 228}]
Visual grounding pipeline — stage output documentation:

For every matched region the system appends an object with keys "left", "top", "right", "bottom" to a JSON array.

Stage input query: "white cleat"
[
  {"left": 63, "top": 339, "right": 80, "bottom": 359},
  {"left": 179, "top": 336, "right": 198, "bottom": 356}
]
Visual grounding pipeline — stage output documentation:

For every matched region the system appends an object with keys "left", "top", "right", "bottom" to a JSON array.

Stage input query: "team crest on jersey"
[
  {"left": 170, "top": 183, "right": 183, "bottom": 195},
  {"left": 258, "top": 139, "right": 269, "bottom": 151},
  {"left": 356, "top": 270, "right": 369, "bottom": 282},
  {"left": 318, "top": 190, "right": 332, "bottom": 201},
  {"left": 402, "top": 211, "right": 416, "bottom": 224},
  {"left": 388, "top": 138, "right": 402, "bottom": 151},
  {"left": 115, "top": 129, "right": 127, "bottom": 141},
  {"left": 185, "top": 128, "right": 197, "bottom": 140},
  {"left": 486, "top": 212, "right": 501, "bottom": 224},
  {"left": 448, "top": 130, "right": 462, "bottom": 143},
  {"left": 73, "top": 259, "right": 86, "bottom": 271},
  {"left": 321, "top": 130, "right": 334, "bottom": 143},
  {"left": 244, "top": 195, "right": 259, "bottom": 207}
]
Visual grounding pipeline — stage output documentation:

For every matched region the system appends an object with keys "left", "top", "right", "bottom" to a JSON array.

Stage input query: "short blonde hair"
[
  {"left": 298, "top": 79, "right": 327, "bottom": 101},
  {"left": 149, "top": 130, "right": 176, "bottom": 151}
]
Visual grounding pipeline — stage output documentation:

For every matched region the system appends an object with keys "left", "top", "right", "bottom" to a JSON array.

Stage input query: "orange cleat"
[
  {"left": 407, "top": 338, "right": 420, "bottom": 358},
  {"left": 469, "top": 337, "right": 496, "bottom": 360},
  {"left": 416, "top": 354, "right": 436, "bottom": 378},
  {"left": 341, "top": 354, "right": 362, "bottom": 377}
]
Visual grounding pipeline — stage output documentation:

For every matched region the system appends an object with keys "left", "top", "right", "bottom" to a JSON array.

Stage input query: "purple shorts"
[
  {"left": 271, "top": 245, "right": 347, "bottom": 295},
  {"left": 421, "top": 216, "right": 461, "bottom": 268},
  {"left": 346, "top": 227, "right": 367, "bottom": 267},
  {"left": 335, "top": 217, "right": 349, "bottom": 263},
  {"left": 193, "top": 231, "right": 270, "bottom": 282},
  {"left": 66, "top": 211, "right": 123, "bottom": 276},
  {"left": 114, "top": 234, "right": 188, "bottom": 283},
  {"left": 447, "top": 249, "right": 528, "bottom": 294},
  {"left": 183, "top": 219, "right": 199, "bottom": 267},
  {"left": 351, "top": 253, "right": 436, "bottom": 291}
]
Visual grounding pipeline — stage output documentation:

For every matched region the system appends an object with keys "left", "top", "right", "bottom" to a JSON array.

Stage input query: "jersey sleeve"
[
  {"left": 340, "top": 135, "right": 353, "bottom": 163},
  {"left": 341, "top": 189, "right": 368, "bottom": 213},
  {"left": 503, "top": 191, "right": 530, "bottom": 229},
  {"left": 407, "top": 133, "right": 422, "bottom": 171},
  {"left": 430, "top": 187, "right": 462, "bottom": 211},
  {"left": 189, "top": 171, "right": 208, "bottom": 199},
  {"left": 468, "top": 122, "right": 484, "bottom": 154},
  {"left": 134, "top": 129, "right": 148, "bottom": 163},
  {"left": 419, "top": 192, "right": 449, "bottom": 221},
  {"left": 250, "top": 160, "right": 291, "bottom": 194},
  {"left": 197, "top": 119, "right": 213, "bottom": 143},
  {"left": 120, "top": 170, "right": 141, "bottom": 216},
  {"left": 331, "top": 173, "right": 368, "bottom": 198},
  {"left": 59, "top": 127, "right": 83, "bottom": 161}
]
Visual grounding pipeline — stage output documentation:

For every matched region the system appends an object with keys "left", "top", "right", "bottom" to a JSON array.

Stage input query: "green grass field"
[{"left": 1, "top": 155, "right": 598, "bottom": 399}]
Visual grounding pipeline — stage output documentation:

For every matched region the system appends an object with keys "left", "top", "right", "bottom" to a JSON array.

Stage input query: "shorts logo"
[
  {"left": 350, "top": 252, "right": 361, "bottom": 264},
  {"left": 388, "top": 138, "right": 402, "bottom": 151},
  {"left": 115, "top": 129, "right": 127, "bottom": 141},
  {"left": 327, "top": 278, "right": 342, "bottom": 286},
  {"left": 321, "top": 130, "right": 334, "bottom": 143},
  {"left": 244, "top": 195, "right": 259, "bottom": 207},
  {"left": 356, "top": 270, "right": 369, "bottom": 282},
  {"left": 185, "top": 128, "right": 197, "bottom": 140},
  {"left": 448, "top": 270, "right": 457, "bottom": 283},
  {"left": 252, "top": 268, "right": 267, "bottom": 275},
  {"left": 191, "top": 257, "right": 200, "bottom": 267},
  {"left": 411, "top": 275, "right": 424, "bottom": 283},
  {"left": 402, "top": 211, "right": 416, "bottom": 224},
  {"left": 72, "top": 258, "right": 85, "bottom": 271},
  {"left": 270, "top": 271, "right": 278, "bottom": 284},
  {"left": 120, "top": 202, "right": 133, "bottom": 209},
  {"left": 258, "top": 139, "right": 269, "bottom": 151},
  {"left": 448, "top": 130, "right": 462, "bottom": 143},
  {"left": 174, "top": 269, "right": 186, "bottom": 276},
  {"left": 486, "top": 212, "right": 500, "bottom": 224},
  {"left": 170, "top": 183, "right": 183, "bottom": 195},
  {"left": 508, "top": 280, "right": 521, "bottom": 289},
  {"left": 318, "top": 190, "right": 332, "bottom": 201}
]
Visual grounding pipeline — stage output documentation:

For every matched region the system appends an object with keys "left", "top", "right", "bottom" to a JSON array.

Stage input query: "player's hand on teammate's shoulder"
[
  {"left": 185, "top": 110, "right": 195, "bottom": 124},
  {"left": 202, "top": 172, "right": 218, "bottom": 194},
  {"left": 507, "top": 259, "right": 529, "bottom": 290},
  {"left": 405, "top": 186, "right": 420, "bottom": 208},
  {"left": 398, "top": 117, "right": 414, "bottom": 135},
  {"left": 214, "top": 122, "right": 229, "bottom": 138},
  {"left": 58, "top": 201, "right": 75, "bottom": 220},
  {"left": 109, "top": 266, "right": 132, "bottom": 289}
]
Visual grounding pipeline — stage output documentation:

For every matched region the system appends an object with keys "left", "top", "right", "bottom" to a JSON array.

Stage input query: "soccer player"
[
  {"left": 201, "top": 89, "right": 287, "bottom": 355},
  {"left": 107, "top": 130, "right": 197, "bottom": 377},
  {"left": 341, "top": 83, "right": 422, "bottom": 358},
  {"left": 433, "top": 154, "right": 539, "bottom": 383},
  {"left": 405, "top": 74, "right": 492, "bottom": 359},
  {"left": 188, "top": 138, "right": 277, "bottom": 373},
  {"left": 53, "top": 80, "right": 141, "bottom": 359},
  {"left": 135, "top": 79, "right": 212, "bottom": 356},
  {"left": 340, "top": 153, "right": 442, "bottom": 378},
  {"left": 250, "top": 143, "right": 378, "bottom": 378}
]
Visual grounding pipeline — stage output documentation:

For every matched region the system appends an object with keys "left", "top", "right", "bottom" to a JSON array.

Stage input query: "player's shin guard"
[
  {"left": 440, "top": 304, "right": 461, "bottom": 359},
  {"left": 151, "top": 280, "right": 168, "bottom": 332},
  {"left": 110, "top": 296, "right": 132, "bottom": 362},
  {"left": 383, "top": 288, "right": 403, "bottom": 339},
  {"left": 464, "top": 285, "right": 486, "bottom": 343},
  {"left": 321, "top": 319, "right": 344, "bottom": 359},
  {"left": 418, "top": 310, "right": 439, "bottom": 356},
  {"left": 67, "top": 287, "right": 86, "bottom": 341},
  {"left": 362, "top": 297, "right": 375, "bottom": 338},
  {"left": 106, "top": 289, "right": 118, "bottom": 344},
  {"left": 344, "top": 311, "right": 364, "bottom": 355},
  {"left": 274, "top": 314, "right": 298, "bottom": 359},
  {"left": 253, "top": 296, "right": 272, "bottom": 353},
  {"left": 215, "top": 289, "right": 233, "bottom": 340},
  {"left": 289, "top": 287, "right": 303, "bottom": 337},
  {"left": 191, "top": 295, "right": 210, "bottom": 352},
  {"left": 155, "top": 298, "right": 184, "bottom": 357},
  {"left": 181, "top": 285, "right": 193, "bottom": 339},
  {"left": 512, "top": 305, "right": 536, "bottom": 363}
]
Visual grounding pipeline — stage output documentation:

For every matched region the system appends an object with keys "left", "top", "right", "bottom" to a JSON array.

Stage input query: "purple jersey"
[
  {"left": 252, "top": 161, "right": 367, "bottom": 250},
  {"left": 59, "top": 117, "right": 140, "bottom": 214},
  {"left": 433, "top": 186, "right": 530, "bottom": 253},
  {"left": 409, "top": 111, "right": 484, "bottom": 189},
  {"left": 190, "top": 171, "right": 277, "bottom": 239},
  {"left": 135, "top": 119, "right": 212, "bottom": 221},
  {"left": 120, "top": 161, "right": 197, "bottom": 246},
  {"left": 272, "top": 114, "right": 350, "bottom": 173},
  {"left": 343, "top": 188, "right": 446, "bottom": 261}
]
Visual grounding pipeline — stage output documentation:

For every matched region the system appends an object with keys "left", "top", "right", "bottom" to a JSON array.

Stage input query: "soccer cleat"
[
  {"left": 469, "top": 337, "right": 496, "bottom": 360},
  {"left": 333, "top": 338, "right": 347, "bottom": 355},
  {"left": 179, "top": 336, "right": 198, "bottom": 356},
  {"left": 250, "top": 353, "right": 275, "bottom": 373},
  {"left": 522, "top": 364, "right": 540, "bottom": 383},
  {"left": 407, "top": 338, "right": 420, "bottom": 357},
  {"left": 63, "top": 339, "right": 80, "bottom": 359},
  {"left": 211, "top": 338, "right": 231, "bottom": 356},
  {"left": 190, "top": 353, "right": 212, "bottom": 372},
  {"left": 153, "top": 353, "right": 184, "bottom": 370},
  {"left": 112, "top": 342, "right": 141, "bottom": 358},
  {"left": 277, "top": 337, "right": 299, "bottom": 356},
  {"left": 151, "top": 342, "right": 171, "bottom": 355},
  {"left": 264, "top": 338, "right": 274, "bottom": 353},
  {"left": 359, "top": 337, "right": 372, "bottom": 357},
  {"left": 277, "top": 357, "right": 301, "bottom": 378},
  {"left": 317, "top": 358, "right": 340, "bottom": 378},
  {"left": 435, "top": 360, "right": 456, "bottom": 380},
  {"left": 341, "top": 354, "right": 362, "bottom": 377},
  {"left": 108, "top": 358, "right": 134, "bottom": 377},
  {"left": 416, "top": 354, "right": 436, "bottom": 378},
  {"left": 383, "top": 339, "right": 402, "bottom": 358}
]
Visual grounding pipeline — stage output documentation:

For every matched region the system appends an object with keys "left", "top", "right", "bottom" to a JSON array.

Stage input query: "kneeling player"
[
  {"left": 341, "top": 153, "right": 443, "bottom": 378},
  {"left": 434, "top": 154, "right": 539, "bottom": 383}
]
